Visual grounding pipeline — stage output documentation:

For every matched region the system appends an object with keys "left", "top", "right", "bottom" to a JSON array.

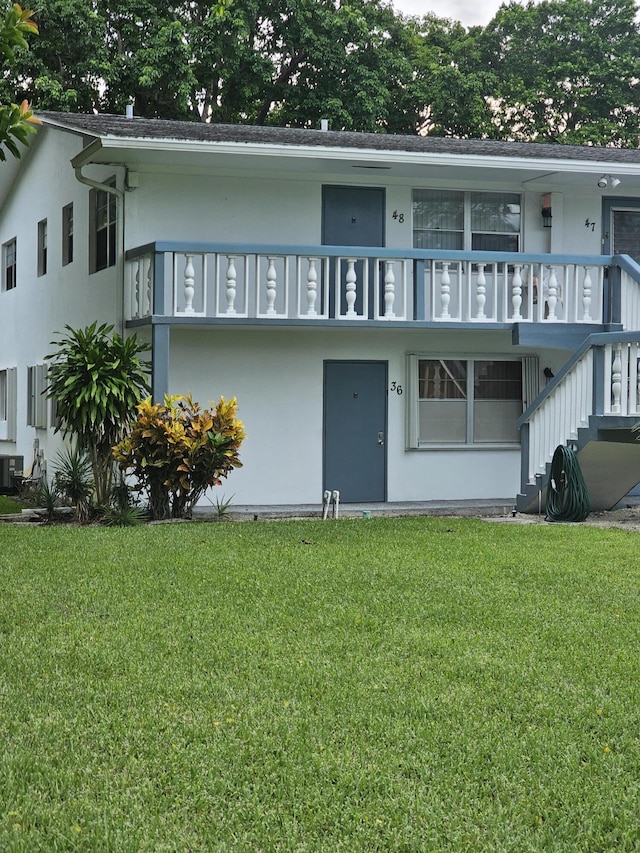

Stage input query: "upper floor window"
[
  {"left": 90, "top": 183, "right": 117, "bottom": 272},
  {"left": 412, "top": 190, "right": 521, "bottom": 253},
  {"left": 2, "top": 238, "right": 16, "bottom": 291},
  {"left": 37, "top": 219, "right": 47, "bottom": 276},
  {"left": 62, "top": 203, "right": 73, "bottom": 266}
]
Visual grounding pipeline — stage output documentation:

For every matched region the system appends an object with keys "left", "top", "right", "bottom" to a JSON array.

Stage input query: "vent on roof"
[
  {"left": 320, "top": 119, "right": 329, "bottom": 131},
  {"left": 125, "top": 103, "right": 134, "bottom": 119}
]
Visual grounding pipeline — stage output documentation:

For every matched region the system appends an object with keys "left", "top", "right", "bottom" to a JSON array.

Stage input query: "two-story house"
[{"left": 2, "top": 111, "right": 640, "bottom": 510}]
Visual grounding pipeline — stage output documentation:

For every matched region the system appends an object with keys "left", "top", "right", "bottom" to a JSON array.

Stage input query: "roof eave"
[{"left": 68, "top": 133, "right": 640, "bottom": 176}]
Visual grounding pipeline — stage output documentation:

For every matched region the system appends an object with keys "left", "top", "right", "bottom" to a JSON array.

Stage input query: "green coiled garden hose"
[{"left": 545, "top": 445, "right": 591, "bottom": 523}]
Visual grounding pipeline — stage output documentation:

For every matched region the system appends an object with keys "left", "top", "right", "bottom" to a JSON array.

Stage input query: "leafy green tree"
[
  {"left": 478, "top": 0, "right": 640, "bottom": 144},
  {"left": 45, "top": 323, "right": 151, "bottom": 508},
  {"left": 0, "top": 3, "right": 39, "bottom": 160},
  {"left": 113, "top": 394, "right": 245, "bottom": 520}
]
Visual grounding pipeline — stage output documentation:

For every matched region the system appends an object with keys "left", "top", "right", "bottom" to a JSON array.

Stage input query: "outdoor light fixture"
[
  {"left": 597, "top": 174, "right": 621, "bottom": 189},
  {"left": 541, "top": 193, "right": 552, "bottom": 227}
]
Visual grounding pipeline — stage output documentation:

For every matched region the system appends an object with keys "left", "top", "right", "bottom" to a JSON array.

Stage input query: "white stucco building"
[{"left": 2, "top": 112, "right": 640, "bottom": 509}]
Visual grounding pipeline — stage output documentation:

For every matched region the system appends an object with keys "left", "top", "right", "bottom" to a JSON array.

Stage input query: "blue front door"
[{"left": 323, "top": 360, "right": 387, "bottom": 502}]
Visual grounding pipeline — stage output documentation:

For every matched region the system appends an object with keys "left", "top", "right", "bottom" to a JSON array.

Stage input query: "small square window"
[
  {"left": 38, "top": 219, "right": 47, "bottom": 276},
  {"left": 62, "top": 203, "right": 73, "bottom": 266},
  {"left": 2, "top": 238, "right": 16, "bottom": 291}
]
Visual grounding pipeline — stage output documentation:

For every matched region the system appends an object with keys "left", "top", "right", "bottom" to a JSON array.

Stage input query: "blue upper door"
[
  {"left": 322, "top": 186, "right": 385, "bottom": 317},
  {"left": 602, "top": 197, "right": 640, "bottom": 262}
]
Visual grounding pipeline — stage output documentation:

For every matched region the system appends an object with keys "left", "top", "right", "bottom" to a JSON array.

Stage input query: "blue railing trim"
[{"left": 125, "top": 241, "right": 618, "bottom": 267}]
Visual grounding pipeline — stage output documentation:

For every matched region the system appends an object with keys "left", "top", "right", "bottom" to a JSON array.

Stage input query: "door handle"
[{"left": 378, "top": 431, "right": 385, "bottom": 446}]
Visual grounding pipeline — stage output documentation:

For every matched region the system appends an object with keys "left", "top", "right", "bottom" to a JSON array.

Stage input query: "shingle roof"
[{"left": 37, "top": 110, "right": 640, "bottom": 165}]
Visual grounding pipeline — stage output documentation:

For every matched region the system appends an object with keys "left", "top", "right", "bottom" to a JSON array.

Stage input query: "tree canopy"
[{"left": 3, "top": 0, "right": 640, "bottom": 145}]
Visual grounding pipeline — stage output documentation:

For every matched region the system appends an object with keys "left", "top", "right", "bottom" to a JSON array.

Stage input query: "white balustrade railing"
[
  {"left": 523, "top": 349, "right": 594, "bottom": 485},
  {"left": 424, "top": 260, "right": 604, "bottom": 324},
  {"left": 603, "top": 341, "right": 640, "bottom": 416},
  {"left": 124, "top": 247, "right": 631, "bottom": 325}
]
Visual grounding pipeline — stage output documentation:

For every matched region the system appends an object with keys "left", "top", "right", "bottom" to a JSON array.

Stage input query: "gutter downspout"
[{"left": 73, "top": 162, "right": 126, "bottom": 335}]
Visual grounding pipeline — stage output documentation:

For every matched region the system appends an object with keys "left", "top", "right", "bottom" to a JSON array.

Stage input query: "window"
[
  {"left": 0, "top": 369, "right": 6, "bottom": 421},
  {"left": 90, "top": 183, "right": 117, "bottom": 272},
  {"left": 26, "top": 364, "right": 47, "bottom": 429},
  {"left": 408, "top": 356, "right": 526, "bottom": 446},
  {"left": 37, "top": 219, "right": 47, "bottom": 276},
  {"left": 0, "top": 367, "right": 17, "bottom": 438},
  {"left": 62, "top": 203, "right": 73, "bottom": 266},
  {"left": 2, "top": 238, "right": 16, "bottom": 290},
  {"left": 412, "top": 190, "right": 521, "bottom": 253}
]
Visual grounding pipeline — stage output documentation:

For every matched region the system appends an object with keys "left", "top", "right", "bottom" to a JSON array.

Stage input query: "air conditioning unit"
[{"left": 0, "top": 455, "right": 24, "bottom": 491}]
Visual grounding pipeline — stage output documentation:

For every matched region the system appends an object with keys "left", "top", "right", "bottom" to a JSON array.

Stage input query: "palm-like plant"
[{"left": 45, "top": 323, "right": 151, "bottom": 507}]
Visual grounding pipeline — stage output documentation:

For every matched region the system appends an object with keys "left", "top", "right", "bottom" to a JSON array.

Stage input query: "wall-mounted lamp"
[
  {"left": 541, "top": 193, "right": 552, "bottom": 228},
  {"left": 597, "top": 174, "right": 621, "bottom": 189}
]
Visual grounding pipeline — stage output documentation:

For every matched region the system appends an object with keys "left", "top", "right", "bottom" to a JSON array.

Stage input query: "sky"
[{"left": 391, "top": 0, "right": 509, "bottom": 27}]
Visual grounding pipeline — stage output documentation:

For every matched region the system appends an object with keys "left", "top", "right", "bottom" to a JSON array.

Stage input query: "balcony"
[{"left": 124, "top": 242, "right": 640, "bottom": 329}]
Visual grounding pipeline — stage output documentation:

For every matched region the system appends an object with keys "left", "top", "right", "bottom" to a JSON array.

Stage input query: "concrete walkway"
[{"left": 192, "top": 498, "right": 517, "bottom": 521}]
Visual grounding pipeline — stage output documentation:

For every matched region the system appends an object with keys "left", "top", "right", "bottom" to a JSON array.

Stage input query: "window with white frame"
[
  {"left": 2, "top": 238, "right": 16, "bottom": 290},
  {"left": 90, "top": 183, "right": 117, "bottom": 272},
  {"left": 62, "top": 202, "right": 73, "bottom": 266},
  {"left": 412, "top": 190, "right": 521, "bottom": 253},
  {"left": 27, "top": 364, "right": 47, "bottom": 429},
  {"left": 37, "top": 218, "right": 47, "bottom": 276},
  {"left": 0, "top": 369, "right": 6, "bottom": 421},
  {"left": 407, "top": 355, "right": 532, "bottom": 447},
  {"left": 0, "top": 367, "right": 17, "bottom": 438}
]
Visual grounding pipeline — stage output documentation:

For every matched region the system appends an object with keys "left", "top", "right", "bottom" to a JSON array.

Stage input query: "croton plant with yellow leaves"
[{"left": 113, "top": 394, "right": 245, "bottom": 520}]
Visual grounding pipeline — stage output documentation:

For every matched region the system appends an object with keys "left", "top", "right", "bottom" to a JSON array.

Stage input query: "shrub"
[
  {"left": 113, "top": 394, "right": 245, "bottom": 520},
  {"left": 46, "top": 323, "right": 150, "bottom": 506}
]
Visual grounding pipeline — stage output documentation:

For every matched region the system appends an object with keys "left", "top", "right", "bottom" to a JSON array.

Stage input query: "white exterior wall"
[
  {"left": 0, "top": 127, "right": 123, "bottom": 467},
  {"left": 3, "top": 123, "right": 636, "bottom": 501},
  {"left": 170, "top": 327, "right": 522, "bottom": 505}
]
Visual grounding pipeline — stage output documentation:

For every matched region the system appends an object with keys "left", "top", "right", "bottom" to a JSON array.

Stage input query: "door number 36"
[{"left": 390, "top": 381, "right": 403, "bottom": 395}]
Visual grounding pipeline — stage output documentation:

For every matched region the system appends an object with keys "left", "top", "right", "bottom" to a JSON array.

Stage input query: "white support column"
[
  {"left": 511, "top": 264, "right": 523, "bottom": 320},
  {"left": 345, "top": 259, "right": 357, "bottom": 317},
  {"left": 582, "top": 266, "right": 592, "bottom": 322},
  {"left": 475, "top": 263, "right": 487, "bottom": 319},
  {"left": 225, "top": 256, "right": 237, "bottom": 315},
  {"left": 440, "top": 262, "right": 451, "bottom": 319},
  {"left": 611, "top": 346, "right": 622, "bottom": 413},
  {"left": 306, "top": 257, "right": 318, "bottom": 316},
  {"left": 384, "top": 261, "right": 396, "bottom": 318},
  {"left": 546, "top": 266, "right": 559, "bottom": 320},
  {"left": 183, "top": 254, "right": 195, "bottom": 314},
  {"left": 265, "top": 257, "right": 277, "bottom": 315}
]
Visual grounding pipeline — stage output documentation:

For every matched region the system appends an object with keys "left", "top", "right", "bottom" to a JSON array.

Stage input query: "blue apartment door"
[
  {"left": 322, "top": 186, "right": 385, "bottom": 317},
  {"left": 323, "top": 361, "right": 387, "bottom": 502}
]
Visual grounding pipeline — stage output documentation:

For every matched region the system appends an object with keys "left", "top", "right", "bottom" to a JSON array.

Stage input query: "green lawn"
[{"left": 1, "top": 517, "right": 639, "bottom": 852}]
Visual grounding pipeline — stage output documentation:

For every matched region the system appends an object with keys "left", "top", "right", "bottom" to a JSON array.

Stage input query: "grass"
[
  {"left": 1, "top": 517, "right": 640, "bottom": 851},
  {"left": 0, "top": 494, "right": 22, "bottom": 514}
]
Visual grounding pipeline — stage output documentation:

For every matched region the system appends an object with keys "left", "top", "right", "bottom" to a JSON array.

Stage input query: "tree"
[
  {"left": 0, "top": 3, "right": 39, "bottom": 160},
  {"left": 45, "top": 323, "right": 151, "bottom": 508},
  {"left": 477, "top": 0, "right": 640, "bottom": 145},
  {"left": 113, "top": 394, "right": 245, "bottom": 520}
]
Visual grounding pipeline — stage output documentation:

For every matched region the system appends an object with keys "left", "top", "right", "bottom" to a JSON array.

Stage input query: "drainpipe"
[{"left": 73, "top": 163, "right": 126, "bottom": 335}]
